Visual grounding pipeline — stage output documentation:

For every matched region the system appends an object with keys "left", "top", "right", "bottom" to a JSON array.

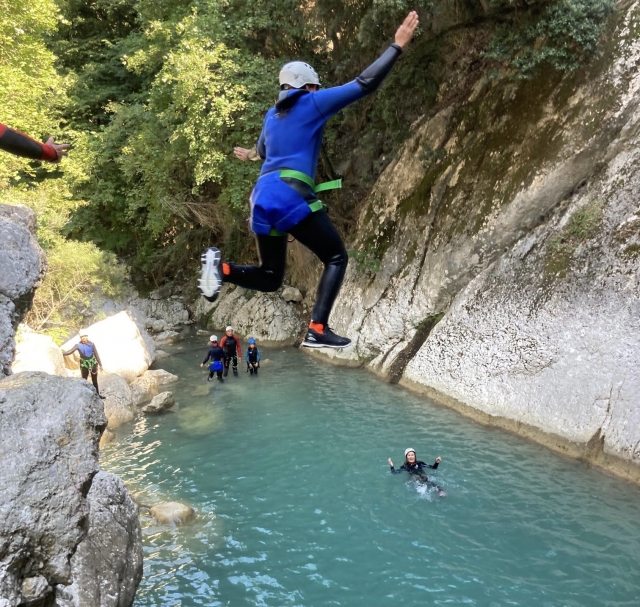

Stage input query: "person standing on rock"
[
  {"left": 0, "top": 123, "right": 69, "bottom": 162},
  {"left": 62, "top": 330, "right": 105, "bottom": 399},
  {"left": 245, "top": 338, "right": 261, "bottom": 375},
  {"left": 197, "top": 11, "right": 420, "bottom": 349},
  {"left": 220, "top": 326, "right": 242, "bottom": 377},
  {"left": 200, "top": 335, "right": 225, "bottom": 382}
]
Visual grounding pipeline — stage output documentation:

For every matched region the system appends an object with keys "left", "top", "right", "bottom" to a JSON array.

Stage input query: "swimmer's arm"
[
  {"left": 419, "top": 457, "right": 442, "bottom": 470},
  {"left": 388, "top": 458, "right": 405, "bottom": 473}
]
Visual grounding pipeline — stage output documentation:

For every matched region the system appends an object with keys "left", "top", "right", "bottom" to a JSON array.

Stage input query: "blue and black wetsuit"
[
  {"left": 63, "top": 341, "right": 103, "bottom": 393},
  {"left": 390, "top": 460, "right": 443, "bottom": 491},
  {"left": 224, "top": 44, "right": 404, "bottom": 326},
  {"left": 246, "top": 346, "right": 261, "bottom": 374},
  {"left": 202, "top": 345, "right": 225, "bottom": 381}
]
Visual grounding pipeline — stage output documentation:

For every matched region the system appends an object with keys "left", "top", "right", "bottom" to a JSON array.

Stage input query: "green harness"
[
  {"left": 269, "top": 170, "right": 342, "bottom": 237},
  {"left": 80, "top": 356, "right": 97, "bottom": 370}
]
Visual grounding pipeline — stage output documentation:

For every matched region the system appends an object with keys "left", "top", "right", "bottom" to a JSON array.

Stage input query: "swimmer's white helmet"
[
  {"left": 210, "top": 335, "right": 218, "bottom": 342},
  {"left": 404, "top": 448, "right": 416, "bottom": 457},
  {"left": 226, "top": 326, "right": 233, "bottom": 331},
  {"left": 279, "top": 61, "right": 320, "bottom": 89}
]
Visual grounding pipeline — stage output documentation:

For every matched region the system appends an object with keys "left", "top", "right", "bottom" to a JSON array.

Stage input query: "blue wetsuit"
[{"left": 225, "top": 44, "right": 404, "bottom": 326}]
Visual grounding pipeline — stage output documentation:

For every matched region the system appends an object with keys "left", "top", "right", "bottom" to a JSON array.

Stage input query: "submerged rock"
[
  {"left": 142, "top": 391, "right": 175, "bottom": 413},
  {"left": 149, "top": 502, "right": 196, "bottom": 526},
  {"left": 154, "top": 330, "right": 180, "bottom": 344}
]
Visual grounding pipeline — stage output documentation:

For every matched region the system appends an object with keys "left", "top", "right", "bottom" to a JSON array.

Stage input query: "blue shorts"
[
  {"left": 209, "top": 360, "right": 223, "bottom": 372},
  {"left": 250, "top": 172, "right": 313, "bottom": 235}
]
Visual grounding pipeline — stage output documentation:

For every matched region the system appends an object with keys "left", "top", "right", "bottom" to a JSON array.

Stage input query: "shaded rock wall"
[
  {"left": 318, "top": 1, "right": 640, "bottom": 477},
  {"left": 0, "top": 205, "right": 46, "bottom": 377}
]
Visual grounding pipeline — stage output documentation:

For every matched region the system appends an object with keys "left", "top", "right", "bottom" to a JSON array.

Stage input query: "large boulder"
[
  {"left": 55, "top": 472, "right": 143, "bottom": 607},
  {"left": 100, "top": 372, "right": 135, "bottom": 429},
  {"left": 61, "top": 310, "right": 155, "bottom": 382},
  {"left": 0, "top": 204, "right": 46, "bottom": 377},
  {"left": 0, "top": 373, "right": 105, "bottom": 605},
  {"left": 11, "top": 326, "right": 67, "bottom": 376}
]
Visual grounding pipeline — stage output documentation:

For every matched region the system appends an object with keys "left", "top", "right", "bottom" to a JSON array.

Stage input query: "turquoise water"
[{"left": 101, "top": 337, "right": 640, "bottom": 607}]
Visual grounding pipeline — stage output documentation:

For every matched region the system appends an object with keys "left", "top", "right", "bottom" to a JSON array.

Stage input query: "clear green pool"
[{"left": 101, "top": 337, "right": 640, "bottom": 607}]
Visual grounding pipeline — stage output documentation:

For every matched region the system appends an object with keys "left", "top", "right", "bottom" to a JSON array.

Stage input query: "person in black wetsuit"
[
  {"left": 245, "top": 338, "right": 261, "bottom": 375},
  {"left": 198, "top": 12, "right": 420, "bottom": 349},
  {"left": 220, "top": 326, "right": 242, "bottom": 377},
  {"left": 388, "top": 448, "right": 445, "bottom": 496},
  {"left": 200, "top": 335, "right": 225, "bottom": 382},
  {"left": 0, "top": 123, "right": 69, "bottom": 162},
  {"left": 62, "top": 331, "right": 105, "bottom": 398}
]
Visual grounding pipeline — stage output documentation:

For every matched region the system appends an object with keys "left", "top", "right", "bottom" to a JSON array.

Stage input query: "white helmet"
[
  {"left": 226, "top": 326, "right": 233, "bottom": 331},
  {"left": 279, "top": 61, "right": 320, "bottom": 89},
  {"left": 210, "top": 335, "right": 218, "bottom": 342},
  {"left": 404, "top": 448, "right": 416, "bottom": 457},
  {"left": 79, "top": 330, "right": 89, "bottom": 338}
]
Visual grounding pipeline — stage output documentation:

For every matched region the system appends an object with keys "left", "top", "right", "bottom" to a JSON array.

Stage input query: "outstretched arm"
[
  {"left": 234, "top": 128, "right": 266, "bottom": 162},
  {"left": 62, "top": 344, "right": 79, "bottom": 357},
  {"left": 421, "top": 457, "right": 442, "bottom": 470},
  {"left": 0, "top": 124, "right": 70, "bottom": 162},
  {"left": 312, "top": 11, "right": 420, "bottom": 119}
]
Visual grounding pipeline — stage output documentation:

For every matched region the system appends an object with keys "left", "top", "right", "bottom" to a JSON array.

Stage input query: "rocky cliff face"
[
  {"left": 0, "top": 205, "right": 46, "bottom": 377},
  {"left": 0, "top": 373, "right": 142, "bottom": 606},
  {"left": 319, "top": 1, "right": 640, "bottom": 479}
]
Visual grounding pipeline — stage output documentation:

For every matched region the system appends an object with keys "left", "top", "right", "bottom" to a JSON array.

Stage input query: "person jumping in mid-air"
[
  {"left": 62, "top": 330, "right": 105, "bottom": 398},
  {"left": 200, "top": 335, "right": 225, "bottom": 382},
  {"left": 198, "top": 12, "right": 420, "bottom": 349},
  {"left": 220, "top": 326, "right": 242, "bottom": 377},
  {"left": 0, "top": 123, "right": 69, "bottom": 162},
  {"left": 388, "top": 448, "right": 445, "bottom": 496},
  {"left": 245, "top": 338, "right": 261, "bottom": 375}
]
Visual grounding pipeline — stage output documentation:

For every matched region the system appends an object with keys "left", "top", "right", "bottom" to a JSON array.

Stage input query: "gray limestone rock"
[
  {"left": 0, "top": 373, "right": 106, "bottom": 605},
  {"left": 0, "top": 204, "right": 46, "bottom": 377},
  {"left": 130, "top": 373, "right": 158, "bottom": 406},
  {"left": 154, "top": 330, "right": 180, "bottom": 344},
  {"left": 281, "top": 286, "right": 303, "bottom": 303},
  {"left": 144, "top": 368, "right": 178, "bottom": 385},
  {"left": 55, "top": 472, "right": 143, "bottom": 607},
  {"left": 142, "top": 391, "right": 175, "bottom": 413},
  {"left": 100, "top": 373, "right": 135, "bottom": 428}
]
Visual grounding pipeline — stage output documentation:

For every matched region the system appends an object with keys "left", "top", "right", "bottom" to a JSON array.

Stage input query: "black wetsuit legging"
[
  {"left": 81, "top": 365, "right": 100, "bottom": 392},
  {"left": 225, "top": 210, "right": 348, "bottom": 326}
]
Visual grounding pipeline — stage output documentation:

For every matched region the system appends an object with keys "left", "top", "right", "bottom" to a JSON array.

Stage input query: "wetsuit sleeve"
[
  {"left": 245, "top": 350, "right": 250, "bottom": 363},
  {"left": 255, "top": 129, "right": 266, "bottom": 160},
  {"left": 202, "top": 348, "right": 213, "bottom": 364},
  {"left": 312, "top": 44, "right": 403, "bottom": 120},
  {"left": 62, "top": 344, "right": 79, "bottom": 356},
  {"left": 418, "top": 461, "right": 439, "bottom": 470},
  {"left": 220, "top": 337, "right": 227, "bottom": 351},
  {"left": 92, "top": 344, "right": 103, "bottom": 366},
  {"left": 256, "top": 348, "right": 261, "bottom": 362},
  {"left": 0, "top": 123, "right": 58, "bottom": 162},
  {"left": 389, "top": 464, "right": 405, "bottom": 474},
  {"left": 236, "top": 341, "right": 242, "bottom": 357}
]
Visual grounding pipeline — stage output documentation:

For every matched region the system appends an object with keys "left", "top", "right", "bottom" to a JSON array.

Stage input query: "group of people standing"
[{"left": 200, "top": 326, "right": 261, "bottom": 382}]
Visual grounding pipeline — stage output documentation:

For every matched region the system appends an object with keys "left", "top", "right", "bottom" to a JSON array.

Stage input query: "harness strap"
[{"left": 279, "top": 169, "right": 342, "bottom": 194}]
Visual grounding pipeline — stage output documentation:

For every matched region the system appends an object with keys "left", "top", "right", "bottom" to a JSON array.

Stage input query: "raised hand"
[
  {"left": 394, "top": 11, "right": 419, "bottom": 50},
  {"left": 436, "top": 456, "right": 442, "bottom": 463},
  {"left": 388, "top": 458, "right": 394, "bottom": 467},
  {"left": 45, "top": 137, "right": 70, "bottom": 162}
]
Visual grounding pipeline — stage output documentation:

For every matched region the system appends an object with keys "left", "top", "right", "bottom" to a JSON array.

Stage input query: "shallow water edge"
[{"left": 302, "top": 348, "right": 640, "bottom": 486}]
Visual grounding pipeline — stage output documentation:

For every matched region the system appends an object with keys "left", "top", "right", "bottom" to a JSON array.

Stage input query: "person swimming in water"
[
  {"left": 197, "top": 12, "right": 420, "bottom": 349},
  {"left": 388, "top": 448, "right": 445, "bottom": 496}
]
